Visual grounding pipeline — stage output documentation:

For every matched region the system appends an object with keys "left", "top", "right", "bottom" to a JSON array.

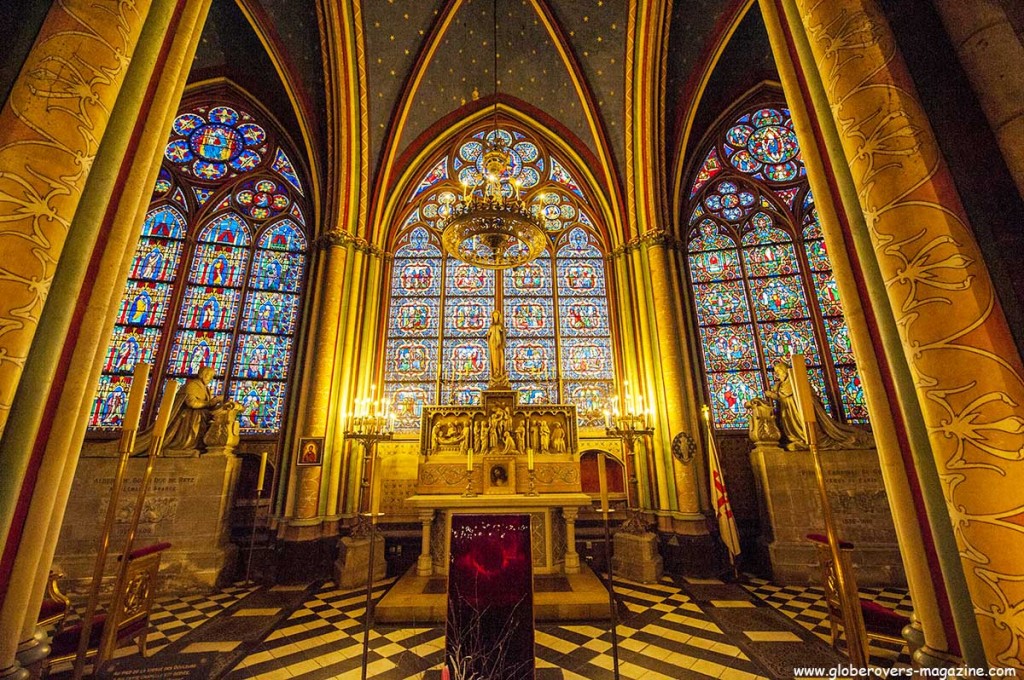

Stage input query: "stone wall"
[{"left": 55, "top": 454, "right": 240, "bottom": 595}]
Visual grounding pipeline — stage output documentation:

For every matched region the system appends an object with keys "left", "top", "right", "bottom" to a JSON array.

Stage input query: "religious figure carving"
[
  {"left": 502, "top": 430, "right": 516, "bottom": 453},
  {"left": 551, "top": 423, "right": 566, "bottom": 454},
  {"left": 486, "top": 310, "right": 508, "bottom": 386},
  {"left": 745, "top": 397, "right": 781, "bottom": 446},
  {"left": 539, "top": 420, "right": 551, "bottom": 453},
  {"left": 137, "top": 366, "right": 237, "bottom": 456},
  {"left": 515, "top": 422, "right": 526, "bottom": 452},
  {"left": 765, "top": 360, "right": 874, "bottom": 451}
]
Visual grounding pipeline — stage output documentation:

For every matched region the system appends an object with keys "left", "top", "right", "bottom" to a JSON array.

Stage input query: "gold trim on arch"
[{"left": 373, "top": 106, "right": 620, "bottom": 255}]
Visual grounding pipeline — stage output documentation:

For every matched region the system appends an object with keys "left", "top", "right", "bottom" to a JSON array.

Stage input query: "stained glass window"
[
  {"left": 90, "top": 99, "right": 309, "bottom": 435},
  {"left": 384, "top": 125, "right": 614, "bottom": 431},
  {"left": 685, "top": 104, "right": 867, "bottom": 429}
]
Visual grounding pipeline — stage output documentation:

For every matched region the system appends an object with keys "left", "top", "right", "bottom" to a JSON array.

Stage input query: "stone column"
[
  {"left": 758, "top": 0, "right": 964, "bottom": 666},
  {"left": 562, "top": 507, "right": 580, "bottom": 574},
  {"left": 934, "top": 0, "right": 1024, "bottom": 197},
  {"left": 417, "top": 510, "right": 434, "bottom": 576},
  {"left": 0, "top": 0, "right": 155, "bottom": 594},
  {"left": 643, "top": 235, "right": 703, "bottom": 521},
  {"left": 0, "top": 0, "right": 212, "bottom": 676},
  {"left": 286, "top": 231, "right": 351, "bottom": 532},
  {"left": 787, "top": 0, "right": 1024, "bottom": 668}
]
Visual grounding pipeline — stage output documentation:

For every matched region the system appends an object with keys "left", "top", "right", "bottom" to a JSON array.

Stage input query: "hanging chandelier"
[{"left": 437, "top": 0, "right": 547, "bottom": 270}]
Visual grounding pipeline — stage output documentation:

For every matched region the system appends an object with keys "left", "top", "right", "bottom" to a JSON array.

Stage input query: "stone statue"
[
  {"left": 766, "top": 360, "right": 874, "bottom": 451},
  {"left": 539, "top": 420, "right": 551, "bottom": 453},
  {"left": 138, "top": 366, "right": 237, "bottom": 456},
  {"left": 745, "top": 397, "right": 781, "bottom": 446},
  {"left": 515, "top": 422, "right": 526, "bottom": 452},
  {"left": 502, "top": 430, "right": 516, "bottom": 453},
  {"left": 551, "top": 423, "right": 566, "bottom": 454},
  {"left": 486, "top": 310, "right": 508, "bottom": 386}
]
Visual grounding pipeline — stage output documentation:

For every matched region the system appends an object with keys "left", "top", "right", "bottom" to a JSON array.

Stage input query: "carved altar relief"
[{"left": 416, "top": 388, "right": 580, "bottom": 495}]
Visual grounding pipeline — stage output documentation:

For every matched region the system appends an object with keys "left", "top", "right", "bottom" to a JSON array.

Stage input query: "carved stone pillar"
[
  {"left": 781, "top": 0, "right": 1024, "bottom": 667},
  {"left": 562, "top": 507, "right": 580, "bottom": 574},
  {"left": 417, "top": 510, "right": 434, "bottom": 576}
]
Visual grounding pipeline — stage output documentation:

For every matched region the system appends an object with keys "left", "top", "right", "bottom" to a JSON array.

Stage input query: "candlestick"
[
  {"left": 370, "top": 455, "right": 383, "bottom": 518},
  {"left": 123, "top": 362, "right": 151, "bottom": 432},
  {"left": 597, "top": 452, "right": 609, "bottom": 514},
  {"left": 151, "top": 380, "right": 178, "bottom": 442},
  {"left": 789, "top": 352, "right": 817, "bottom": 424},
  {"left": 257, "top": 451, "right": 268, "bottom": 491}
]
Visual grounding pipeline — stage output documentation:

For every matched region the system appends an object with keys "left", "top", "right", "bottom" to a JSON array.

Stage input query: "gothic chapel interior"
[{"left": 1, "top": 0, "right": 1023, "bottom": 677}]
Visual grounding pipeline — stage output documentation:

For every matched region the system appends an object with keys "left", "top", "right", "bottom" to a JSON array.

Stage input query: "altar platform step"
[{"left": 375, "top": 566, "right": 613, "bottom": 624}]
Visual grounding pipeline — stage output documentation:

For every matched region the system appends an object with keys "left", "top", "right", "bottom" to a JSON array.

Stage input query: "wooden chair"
[
  {"left": 45, "top": 542, "right": 170, "bottom": 674},
  {"left": 807, "top": 534, "right": 910, "bottom": 658},
  {"left": 37, "top": 570, "right": 71, "bottom": 629}
]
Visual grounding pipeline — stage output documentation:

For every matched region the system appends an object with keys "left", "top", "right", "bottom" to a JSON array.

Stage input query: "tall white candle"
[
  {"left": 466, "top": 446, "right": 473, "bottom": 472},
  {"left": 528, "top": 447, "right": 534, "bottom": 471}
]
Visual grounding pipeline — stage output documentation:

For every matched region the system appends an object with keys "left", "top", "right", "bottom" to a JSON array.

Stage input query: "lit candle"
[
  {"left": 603, "top": 409, "right": 611, "bottom": 429},
  {"left": 257, "top": 451, "right": 268, "bottom": 491},
  {"left": 789, "top": 352, "right": 817, "bottom": 425},
  {"left": 597, "top": 452, "right": 610, "bottom": 514},
  {"left": 151, "top": 380, "right": 179, "bottom": 444},
  {"left": 123, "top": 362, "right": 151, "bottom": 433},
  {"left": 528, "top": 447, "right": 534, "bottom": 471}
]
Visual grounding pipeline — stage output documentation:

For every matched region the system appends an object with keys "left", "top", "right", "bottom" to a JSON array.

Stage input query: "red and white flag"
[{"left": 704, "top": 408, "right": 741, "bottom": 565}]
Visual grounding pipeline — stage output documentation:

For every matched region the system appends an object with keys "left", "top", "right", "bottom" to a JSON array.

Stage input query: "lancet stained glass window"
[
  {"left": 384, "top": 125, "right": 614, "bottom": 431},
  {"left": 685, "top": 104, "right": 867, "bottom": 429},
  {"left": 89, "top": 99, "right": 309, "bottom": 435}
]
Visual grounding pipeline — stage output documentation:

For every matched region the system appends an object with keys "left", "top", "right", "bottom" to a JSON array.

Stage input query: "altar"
[{"left": 407, "top": 385, "right": 588, "bottom": 574}]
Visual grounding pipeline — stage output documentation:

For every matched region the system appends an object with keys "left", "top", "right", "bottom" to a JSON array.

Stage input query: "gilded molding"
[
  {"left": 315, "top": 229, "right": 355, "bottom": 250},
  {"left": 0, "top": 0, "right": 148, "bottom": 436},
  {"left": 797, "top": 0, "right": 1024, "bottom": 666}
]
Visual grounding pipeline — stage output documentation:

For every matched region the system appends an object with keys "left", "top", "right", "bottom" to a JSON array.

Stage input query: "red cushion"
[
  {"left": 860, "top": 598, "right": 909, "bottom": 638},
  {"left": 51, "top": 614, "right": 106, "bottom": 657},
  {"left": 806, "top": 533, "right": 855, "bottom": 550},
  {"left": 121, "top": 541, "right": 171, "bottom": 561}
]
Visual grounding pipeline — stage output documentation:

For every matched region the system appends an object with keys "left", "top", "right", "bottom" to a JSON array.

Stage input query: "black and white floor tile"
[
  {"left": 743, "top": 577, "right": 913, "bottom": 667},
  {"left": 54, "top": 574, "right": 913, "bottom": 679}
]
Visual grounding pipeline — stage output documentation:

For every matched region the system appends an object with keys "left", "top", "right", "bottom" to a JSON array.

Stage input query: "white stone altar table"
[{"left": 406, "top": 492, "right": 592, "bottom": 577}]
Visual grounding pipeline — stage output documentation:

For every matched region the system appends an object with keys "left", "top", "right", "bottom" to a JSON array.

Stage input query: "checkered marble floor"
[
  {"left": 222, "top": 573, "right": 833, "bottom": 679},
  {"left": 743, "top": 577, "right": 913, "bottom": 667},
  {"left": 58, "top": 582, "right": 258, "bottom": 660},
  {"left": 53, "top": 573, "right": 912, "bottom": 679}
]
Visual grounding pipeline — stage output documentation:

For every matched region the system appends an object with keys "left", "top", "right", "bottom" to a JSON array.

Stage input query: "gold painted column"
[
  {"left": 0, "top": 0, "right": 154, "bottom": 574},
  {"left": 0, "top": 0, "right": 213, "bottom": 675},
  {"left": 285, "top": 231, "right": 352, "bottom": 533},
  {"left": 759, "top": 0, "right": 962, "bottom": 665},
  {"left": 642, "top": 234, "right": 704, "bottom": 521},
  {"left": 789, "top": 0, "right": 1024, "bottom": 667},
  {"left": 934, "top": 0, "right": 1024, "bottom": 197}
]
